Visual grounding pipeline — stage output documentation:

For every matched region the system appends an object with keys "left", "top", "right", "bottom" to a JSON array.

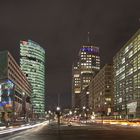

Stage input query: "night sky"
[{"left": 0, "top": 0, "right": 140, "bottom": 110}]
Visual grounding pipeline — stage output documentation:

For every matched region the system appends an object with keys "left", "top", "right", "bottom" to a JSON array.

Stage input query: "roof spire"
[{"left": 87, "top": 32, "right": 90, "bottom": 43}]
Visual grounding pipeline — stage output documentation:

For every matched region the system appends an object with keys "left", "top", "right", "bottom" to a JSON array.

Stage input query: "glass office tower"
[
  {"left": 113, "top": 29, "right": 140, "bottom": 119},
  {"left": 20, "top": 40, "right": 45, "bottom": 117}
]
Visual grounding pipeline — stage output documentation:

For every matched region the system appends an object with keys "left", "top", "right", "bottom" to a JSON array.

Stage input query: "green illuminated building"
[{"left": 20, "top": 40, "right": 45, "bottom": 116}]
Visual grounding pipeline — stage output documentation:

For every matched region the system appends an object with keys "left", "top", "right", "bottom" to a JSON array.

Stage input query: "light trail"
[
  {"left": 0, "top": 121, "right": 49, "bottom": 135},
  {"left": 95, "top": 119, "right": 140, "bottom": 127}
]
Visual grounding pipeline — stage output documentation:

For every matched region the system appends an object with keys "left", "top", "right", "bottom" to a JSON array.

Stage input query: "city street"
[
  {"left": 0, "top": 1, "right": 140, "bottom": 140},
  {"left": 1, "top": 121, "right": 140, "bottom": 140}
]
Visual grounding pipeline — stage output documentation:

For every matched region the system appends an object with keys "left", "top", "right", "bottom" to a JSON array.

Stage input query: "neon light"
[
  {"left": 81, "top": 48, "right": 99, "bottom": 53},
  {"left": 21, "top": 41, "right": 28, "bottom": 45},
  {"left": 0, "top": 101, "right": 12, "bottom": 107},
  {"left": 2, "top": 80, "right": 14, "bottom": 90}
]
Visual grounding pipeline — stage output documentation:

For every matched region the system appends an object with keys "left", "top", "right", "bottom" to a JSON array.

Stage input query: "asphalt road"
[{"left": 1, "top": 122, "right": 140, "bottom": 140}]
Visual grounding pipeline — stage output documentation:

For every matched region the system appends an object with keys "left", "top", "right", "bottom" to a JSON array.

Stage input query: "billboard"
[
  {"left": 127, "top": 102, "right": 137, "bottom": 113},
  {"left": 0, "top": 80, "right": 15, "bottom": 112}
]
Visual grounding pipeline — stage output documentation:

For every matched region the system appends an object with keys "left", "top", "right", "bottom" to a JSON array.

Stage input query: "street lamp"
[
  {"left": 48, "top": 110, "right": 52, "bottom": 123},
  {"left": 69, "top": 110, "right": 72, "bottom": 115},
  {"left": 101, "top": 102, "right": 107, "bottom": 124},
  {"left": 56, "top": 106, "right": 61, "bottom": 136},
  {"left": 56, "top": 107, "right": 60, "bottom": 111},
  {"left": 82, "top": 106, "right": 88, "bottom": 123},
  {"left": 56, "top": 106, "right": 61, "bottom": 126},
  {"left": 22, "top": 92, "right": 27, "bottom": 123},
  {"left": 74, "top": 110, "right": 77, "bottom": 114},
  {"left": 83, "top": 106, "right": 86, "bottom": 110}
]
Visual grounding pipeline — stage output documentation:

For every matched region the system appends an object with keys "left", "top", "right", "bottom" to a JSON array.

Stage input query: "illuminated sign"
[
  {"left": 20, "top": 41, "right": 28, "bottom": 45},
  {"left": 81, "top": 47, "right": 99, "bottom": 54},
  {"left": 0, "top": 99, "right": 12, "bottom": 107},
  {"left": 127, "top": 102, "right": 137, "bottom": 113},
  {"left": 3, "top": 80, "right": 14, "bottom": 89},
  {"left": 0, "top": 80, "right": 14, "bottom": 108}
]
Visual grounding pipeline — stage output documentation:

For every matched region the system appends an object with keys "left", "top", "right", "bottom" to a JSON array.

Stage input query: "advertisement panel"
[
  {"left": 127, "top": 102, "right": 137, "bottom": 113},
  {"left": 0, "top": 80, "right": 15, "bottom": 113}
]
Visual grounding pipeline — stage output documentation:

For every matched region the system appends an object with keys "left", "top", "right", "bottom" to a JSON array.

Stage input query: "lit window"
[{"left": 128, "top": 51, "right": 133, "bottom": 58}]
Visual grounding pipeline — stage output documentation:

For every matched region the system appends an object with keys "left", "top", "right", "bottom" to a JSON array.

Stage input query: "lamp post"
[
  {"left": 56, "top": 106, "right": 61, "bottom": 128},
  {"left": 56, "top": 106, "right": 61, "bottom": 138},
  {"left": 12, "top": 84, "right": 16, "bottom": 124},
  {"left": 48, "top": 110, "right": 51, "bottom": 123},
  {"left": 68, "top": 110, "right": 72, "bottom": 124},
  {"left": 74, "top": 110, "right": 77, "bottom": 121},
  {"left": 22, "top": 92, "right": 26, "bottom": 123},
  {"left": 82, "top": 106, "right": 88, "bottom": 123},
  {"left": 83, "top": 106, "right": 86, "bottom": 110},
  {"left": 101, "top": 102, "right": 107, "bottom": 124}
]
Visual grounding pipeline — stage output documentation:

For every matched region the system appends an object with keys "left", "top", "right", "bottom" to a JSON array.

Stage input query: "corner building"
[
  {"left": 0, "top": 51, "right": 32, "bottom": 122},
  {"left": 113, "top": 29, "right": 140, "bottom": 119},
  {"left": 20, "top": 40, "right": 45, "bottom": 117}
]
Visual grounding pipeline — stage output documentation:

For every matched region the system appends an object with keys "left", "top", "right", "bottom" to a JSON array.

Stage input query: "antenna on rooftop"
[{"left": 87, "top": 32, "right": 90, "bottom": 43}]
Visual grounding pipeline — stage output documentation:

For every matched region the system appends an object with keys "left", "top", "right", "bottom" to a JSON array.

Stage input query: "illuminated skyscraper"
[
  {"left": 72, "top": 34, "right": 100, "bottom": 108},
  {"left": 20, "top": 40, "right": 45, "bottom": 116},
  {"left": 113, "top": 29, "right": 140, "bottom": 119},
  {"left": 79, "top": 45, "right": 100, "bottom": 91},
  {"left": 72, "top": 60, "right": 81, "bottom": 108}
]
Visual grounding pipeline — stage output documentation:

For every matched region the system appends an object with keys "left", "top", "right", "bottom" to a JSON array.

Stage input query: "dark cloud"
[{"left": 0, "top": 0, "right": 140, "bottom": 109}]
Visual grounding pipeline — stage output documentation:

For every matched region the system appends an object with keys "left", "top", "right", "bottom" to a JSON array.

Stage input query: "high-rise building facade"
[
  {"left": 72, "top": 41, "right": 100, "bottom": 108},
  {"left": 79, "top": 45, "right": 100, "bottom": 91},
  {"left": 0, "top": 51, "right": 32, "bottom": 122},
  {"left": 72, "top": 60, "right": 81, "bottom": 108},
  {"left": 80, "top": 85, "right": 89, "bottom": 108},
  {"left": 89, "top": 64, "right": 113, "bottom": 116},
  {"left": 113, "top": 29, "right": 140, "bottom": 119},
  {"left": 20, "top": 40, "right": 45, "bottom": 116}
]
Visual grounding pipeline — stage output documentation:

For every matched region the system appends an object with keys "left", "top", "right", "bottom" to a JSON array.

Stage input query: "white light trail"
[{"left": 0, "top": 121, "right": 49, "bottom": 135}]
